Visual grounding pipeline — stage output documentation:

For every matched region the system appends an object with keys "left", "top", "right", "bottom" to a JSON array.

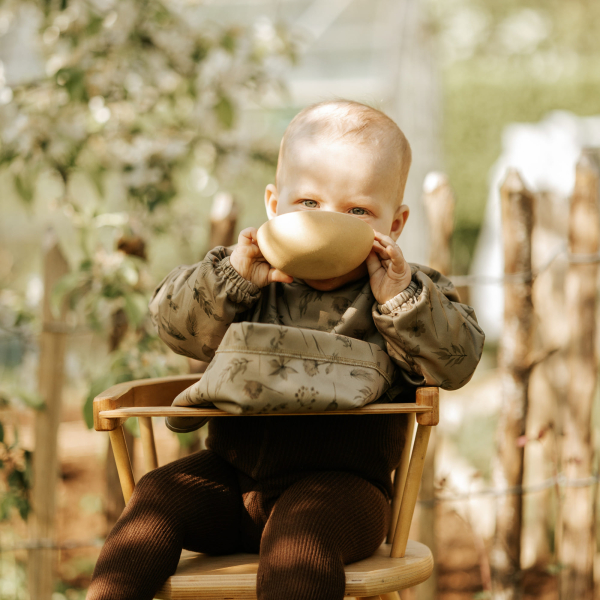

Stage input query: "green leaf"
[
  {"left": 83, "top": 375, "right": 115, "bottom": 429},
  {"left": 0, "top": 148, "right": 18, "bottom": 167},
  {"left": 192, "top": 41, "right": 209, "bottom": 63},
  {"left": 0, "top": 495, "right": 12, "bottom": 521},
  {"left": 9, "top": 425, "right": 19, "bottom": 450},
  {"left": 221, "top": 31, "right": 237, "bottom": 53},
  {"left": 8, "top": 468, "right": 26, "bottom": 491},
  {"left": 14, "top": 174, "right": 35, "bottom": 204},
  {"left": 86, "top": 14, "right": 103, "bottom": 36},
  {"left": 124, "top": 292, "right": 149, "bottom": 329},
  {"left": 0, "top": 421, "right": 4, "bottom": 444},
  {"left": 17, "top": 389, "right": 45, "bottom": 411},
  {"left": 88, "top": 166, "right": 106, "bottom": 197},
  {"left": 124, "top": 417, "right": 140, "bottom": 438},
  {"left": 15, "top": 496, "right": 30, "bottom": 520},
  {"left": 50, "top": 270, "right": 84, "bottom": 318},
  {"left": 83, "top": 393, "right": 94, "bottom": 430},
  {"left": 214, "top": 95, "right": 234, "bottom": 129},
  {"left": 56, "top": 67, "right": 88, "bottom": 103}
]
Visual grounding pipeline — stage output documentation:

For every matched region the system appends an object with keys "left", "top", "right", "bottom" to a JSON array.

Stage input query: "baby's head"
[{"left": 264, "top": 100, "right": 412, "bottom": 289}]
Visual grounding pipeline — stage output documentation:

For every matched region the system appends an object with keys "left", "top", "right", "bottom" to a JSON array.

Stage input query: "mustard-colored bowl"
[{"left": 257, "top": 211, "right": 374, "bottom": 280}]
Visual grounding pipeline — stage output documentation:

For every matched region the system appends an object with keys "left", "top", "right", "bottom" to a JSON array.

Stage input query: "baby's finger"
[
  {"left": 372, "top": 240, "right": 390, "bottom": 257},
  {"left": 386, "top": 241, "right": 406, "bottom": 267},
  {"left": 366, "top": 250, "right": 385, "bottom": 277},
  {"left": 238, "top": 227, "right": 259, "bottom": 246},
  {"left": 269, "top": 268, "right": 293, "bottom": 284},
  {"left": 373, "top": 231, "right": 396, "bottom": 248}
]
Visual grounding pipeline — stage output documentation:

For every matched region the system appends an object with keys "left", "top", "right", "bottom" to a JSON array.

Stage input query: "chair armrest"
[
  {"left": 415, "top": 387, "right": 439, "bottom": 425},
  {"left": 98, "top": 402, "right": 434, "bottom": 421},
  {"left": 94, "top": 375, "right": 439, "bottom": 432},
  {"left": 93, "top": 374, "right": 201, "bottom": 431}
]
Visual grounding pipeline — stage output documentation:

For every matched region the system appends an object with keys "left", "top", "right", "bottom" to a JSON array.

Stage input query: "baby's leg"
[
  {"left": 258, "top": 471, "right": 390, "bottom": 600},
  {"left": 87, "top": 450, "right": 242, "bottom": 600}
]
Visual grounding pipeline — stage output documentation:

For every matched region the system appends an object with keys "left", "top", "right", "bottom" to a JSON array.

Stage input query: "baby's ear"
[
  {"left": 264, "top": 184, "right": 278, "bottom": 220},
  {"left": 390, "top": 204, "right": 410, "bottom": 241}
]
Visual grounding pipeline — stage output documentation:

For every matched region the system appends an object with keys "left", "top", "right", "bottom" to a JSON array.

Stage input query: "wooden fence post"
[
  {"left": 559, "top": 151, "right": 600, "bottom": 600},
  {"left": 423, "top": 172, "right": 455, "bottom": 276},
  {"left": 28, "top": 232, "right": 69, "bottom": 600},
  {"left": 418, "top": 172, "right": 455, "bottom": 600},
  {"left": 491, "top": 170, "right": 534, "bottom": 600}
]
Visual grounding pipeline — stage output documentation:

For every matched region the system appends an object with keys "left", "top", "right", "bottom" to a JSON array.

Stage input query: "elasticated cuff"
[
  {"left": 377, "top": 280, "right": 420, "bottom": 315},
  {"left": 215, "top": 256, "right": 261, "bottom": 305},
  {"left": 165, "top": 416, "right": 210, "bottom": 433}
]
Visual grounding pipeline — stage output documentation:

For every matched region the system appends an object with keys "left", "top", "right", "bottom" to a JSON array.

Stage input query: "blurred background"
[{"left": 1, "top": 0, "right": 600, "bottom": 599}]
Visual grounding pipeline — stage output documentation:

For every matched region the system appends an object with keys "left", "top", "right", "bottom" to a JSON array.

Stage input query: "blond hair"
[{"left": 277, "top": 100, "right": 412, "bottom": 204}]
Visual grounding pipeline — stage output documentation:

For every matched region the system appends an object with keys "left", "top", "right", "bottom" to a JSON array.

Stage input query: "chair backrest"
[{"left": 93, "top": 376, "right": 439, "bottom": 559}]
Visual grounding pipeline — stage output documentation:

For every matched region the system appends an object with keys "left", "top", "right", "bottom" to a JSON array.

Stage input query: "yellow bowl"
[{"left": 257, "top": 211, "right": 375, "bottom": 280}]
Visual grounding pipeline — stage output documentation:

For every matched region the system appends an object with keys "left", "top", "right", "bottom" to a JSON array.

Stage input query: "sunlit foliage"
[{"left": 0, "top": 0, "right": 295, "bottom": 522}]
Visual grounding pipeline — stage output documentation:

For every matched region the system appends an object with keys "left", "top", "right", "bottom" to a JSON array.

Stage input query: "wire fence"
[
  {"left": 448, "top": 245, "right": 600, "bottom": 287},
  {"left": 1, "top": 471, "right": 598, "bottom": 553}
]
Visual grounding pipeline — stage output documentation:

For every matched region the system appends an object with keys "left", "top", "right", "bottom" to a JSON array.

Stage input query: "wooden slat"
[
  {"left": 94, "top": 374, "right": 202, "bottom": 431},
  {"left": 94, "top": 374, "right": 200, "bottom": 403},
  {"left": 391, "top": 425, "right": 432, "bottom": 559},
  {"left": 415, "top": 387, "right": 439, "bottom": 599},
  {"left": 155, "top": 541, "right": 432, "bottom": 599},
  {"left": 99, "top": 403, "right": 433, "bottom": 420},
  {"left": 388, "top": 414, "right": 416, "bottom": 543},
  {"left": 108, "top": 427, "right": 135, "bottom": 504},
  {"left": 139, "top": 417, "right": 159, "bottom": 472}
]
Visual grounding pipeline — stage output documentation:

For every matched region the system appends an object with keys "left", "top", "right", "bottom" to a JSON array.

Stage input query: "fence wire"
[
  {"left": 419, "top": 472, "right": 600, "bottom": 508},
  {"left": 448, "top": 245, "right": 600, "bottom": 287},
  {"left": 1, "top": 472, "right": 598, "bottom": 553}
]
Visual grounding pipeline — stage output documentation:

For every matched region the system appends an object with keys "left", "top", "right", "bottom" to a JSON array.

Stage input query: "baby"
[{"left": 87, "top": 101, "right": 484, "bottom": 600}]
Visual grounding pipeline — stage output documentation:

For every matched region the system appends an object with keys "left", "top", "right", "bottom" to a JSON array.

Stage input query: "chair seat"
[{"left": 155, "top": 540, "right": 433, "bottom": 599}]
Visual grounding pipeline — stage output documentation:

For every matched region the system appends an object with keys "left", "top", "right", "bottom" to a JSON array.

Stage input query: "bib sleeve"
[
  {"left": 372, "top": 264, "right": 485, "bottom": 390},
  {"left": 149, "top": 246, "right": 262, "bottom": 361}
]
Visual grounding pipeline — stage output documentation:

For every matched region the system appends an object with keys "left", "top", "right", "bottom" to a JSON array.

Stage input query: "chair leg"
[
  {"left": 381, "top": 592, "right": 402, "bottom": 600},
  {"left": 390, "top": 424, "right": 432, "bottom": 558},
  {"left": 108, "top": 425, "right": 135, "bottom": 503},
  {"left": 139, "top": 416, "right": 159, "bottom": 472},
  {"left": 388, "top": 414, "right": 416, "bottom": 543}
]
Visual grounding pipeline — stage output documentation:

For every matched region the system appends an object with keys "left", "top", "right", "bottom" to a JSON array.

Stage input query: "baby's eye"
[
  {"left": 301, "top": 200, "right": 319, "bottom": 208},
  {"left": 349, "top": 207, "right": 368, "bottom": 216}
]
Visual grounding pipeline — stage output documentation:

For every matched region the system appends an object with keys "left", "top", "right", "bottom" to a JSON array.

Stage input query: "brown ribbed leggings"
[{"left": 87, "top": 450, "right": 390, "bottom": 600}]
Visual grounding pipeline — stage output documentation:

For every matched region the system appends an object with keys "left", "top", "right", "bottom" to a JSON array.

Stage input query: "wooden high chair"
[{"left": 94, "top": 374, "right": 439, "bottom": 600}]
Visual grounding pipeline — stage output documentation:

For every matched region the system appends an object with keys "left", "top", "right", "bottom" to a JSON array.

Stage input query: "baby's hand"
[
  {"left": 366, "top": 232, "right": 412, "bottom": 305},
  {"left": 230, "top": 227, "right": 293, "bottom": 288}
]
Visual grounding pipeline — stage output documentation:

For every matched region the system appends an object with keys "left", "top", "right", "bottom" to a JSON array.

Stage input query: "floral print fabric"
[
  {"left": 148, "top": 246, "right": 485, "bottom": 428},
  {"left": 172, "top": 322, "right": 395, "bottom": 414}
]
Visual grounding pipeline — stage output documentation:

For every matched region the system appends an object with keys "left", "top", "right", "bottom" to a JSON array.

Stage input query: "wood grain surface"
[
  {"left": 155, "top": 540, "right": 432, "bottom": 599},
  {"left": 99, "top": 403, "right": 432, "bottom": 420}
]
